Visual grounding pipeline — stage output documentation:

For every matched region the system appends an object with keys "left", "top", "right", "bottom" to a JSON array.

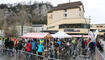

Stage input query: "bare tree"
[
  {"left": 17, "top": 5, "right": 31, "bottom": 35},
  {"left": 0, "top": 9, "right": 4, "bottom": 29}
]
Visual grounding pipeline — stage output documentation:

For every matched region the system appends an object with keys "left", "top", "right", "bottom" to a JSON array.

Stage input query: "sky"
[{"left": 0, "top": 0, "right": 105, "bottom": 24}]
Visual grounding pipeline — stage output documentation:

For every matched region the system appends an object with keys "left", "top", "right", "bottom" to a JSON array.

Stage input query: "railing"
[
  {"left": 76, "top": 47, "right": 105, "bottom": 60},
  {"left": 95, "top": 47, "right": 105, "bottom": 60},
  {"left": 0, "top": 48, "right": 56, "bottom": 60},
  {"left": 0, "top": 46, "right": 105, "bottom": 60}
]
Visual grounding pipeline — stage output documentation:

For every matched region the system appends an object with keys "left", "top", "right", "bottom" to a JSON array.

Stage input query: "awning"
[
  {"left": 51, "top": 31, "right": 72, "bottom": 38},
  {"left": 21, "top": 32, "right": 52, "bottom": 39}
]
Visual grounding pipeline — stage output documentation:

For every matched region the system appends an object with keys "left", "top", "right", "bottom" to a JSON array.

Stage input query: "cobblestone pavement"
[
  {"left": 0, "top": 52, "right": 24, "bottom": 60},
  {"left": 0, "top": 53, "right": 10, "bottom": 60}
]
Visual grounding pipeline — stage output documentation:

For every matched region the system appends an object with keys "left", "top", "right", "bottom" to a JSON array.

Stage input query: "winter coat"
[
  {"left": 8, "top": 40, "right": 14, "bottom": 49},
  {"left": 26, "top": 42, "right": 31, "bottom": 52},
  {"left": 93, "top": 42, "right": 96, "bottom": 47},
  {"left": 31, "top": 40, "right": 36, "bottom": 50},
  {"left": 57, "top": 41, "right": 61, "bottom": 46},
  {"left": 14, "top": 40, "right": 18, "bottom": 47},
  {"left": 85, "top": 40, "right": 88, "bottom": 46},
  {"left": 82, "top": 40, "right": 85, "bottom": 48},
  {"left": 17, "top": 42, "right": 23, "bottom": 50},
  {"left": 55, "top": 43, "right": 59, "bottom": 47},
  {"left": 4, "top": 38, "right": 9, "bottom": 48},
  {"left": 38, "top": 44, "right": 44, "bottom": 52},
  {"left": 72, "top": 40, "right": 77, "bottom": 45},
  {"left": 89, "top": 42, "right": 95, "bottom": 50}
]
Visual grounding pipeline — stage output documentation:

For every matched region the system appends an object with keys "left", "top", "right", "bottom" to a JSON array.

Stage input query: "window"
[
  {"left": 64, "top": 14, "right": 67, "bottom": 17},
  {"left": 100, "top": 26, "right": 103, "bottom": 27},
  {"left": 59, "top": 24, "right": 90, "bottom": 29},
  {"left": 64, "top": 29, "right": 80, "bottom": 32},
  {"left": 90, "top": 29, "right": 96, "bottom": 32},
  {"left": 47, "top": 26, "right": 55, "bottom": 29},
  {"left": 100, "top": 30, "right": 105, "bottom": 32},
  {"left": 97, "top": 26, "right": 99, "bottom": 27},
  {"left": 64, "top": 9, "right": 67, "bottom": 12},
  {"left": 64, "top": 9, "right": 67, "bottom": 17},
  {"left": 49, "top": 14, "right": 53, "bottom": 19}
]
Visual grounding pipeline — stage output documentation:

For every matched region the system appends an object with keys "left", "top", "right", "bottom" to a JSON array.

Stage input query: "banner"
[
  {"left": 94, "top": 30, "right": 99, "bottom": 39},
  {"left": 88, "top": 31, "right": 94, "bottom": 41},
  {"left": 88, "top": 30, "right": 99, "bottom": 41}
]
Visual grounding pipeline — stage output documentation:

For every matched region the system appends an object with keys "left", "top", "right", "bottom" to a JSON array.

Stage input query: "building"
[
  {"left": 31, "top": 24, "right": 46, "bottom": 32},
  {"left": 0, "top": 30, "right": 4, "bottom": 37},
  {"left": 16, "top": 25, "right": 32, "bottom": 36},
  {"left": 16, "top": 24, "right": 46, "bottom": 36},
  {"left": 90, "top": 24, "right": 105, "bottom": 37},
  {"left": 47, "top": 1, "right": 90, "bottom": 35}
]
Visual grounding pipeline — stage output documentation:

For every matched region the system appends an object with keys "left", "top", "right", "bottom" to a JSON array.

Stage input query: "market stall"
[
  {"left": 21, "top": 32, "right": 52, "bottom": 57},
  {"left": 51, "top": 31, "right": 72, "bottom": 38}
]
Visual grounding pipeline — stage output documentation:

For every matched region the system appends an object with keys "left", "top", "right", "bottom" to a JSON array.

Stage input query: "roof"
[
  {"left": 71, "top": 35, "right": 89, "bottom": 37},
  {"left": 91, "top": 24, "right": 105, "bottom": 25},
  {"left": 51, "top": 31, "right": 72, "bottom": 38},
  {"left": 48, "top": 1, "right": 83, "bottom": 13},
  {"left": 32, "top": 24, "right": 46, "bottom": 27},
  {"left": 21, "top": 32, "right": 52, "bottom": 39}
]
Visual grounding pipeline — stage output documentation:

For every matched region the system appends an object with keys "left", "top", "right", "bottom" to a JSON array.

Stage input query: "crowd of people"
[
  {"left": 4, "top": 37, "right": 45, "bottom": 59},
  {"left": 2, "top": 37, "right": 104, "bottom": 60}
]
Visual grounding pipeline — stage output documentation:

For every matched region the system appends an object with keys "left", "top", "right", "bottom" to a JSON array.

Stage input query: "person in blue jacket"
[
  {"left": 38, "top": 44, "right": 44, "bottom": 56},
  {"left": 57, "top": 39, "right": 62, "bottom": 53},
  {"left": 57, "top": 39, "right": 61, "bottom": 46},
  {"left": 31, "top": 39, "right": 37, "bottom": 54}
]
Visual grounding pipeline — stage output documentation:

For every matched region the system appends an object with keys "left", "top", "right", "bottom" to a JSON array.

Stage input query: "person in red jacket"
[
  {"left": 27, "top": 40, "right": 31, "bottom": 52},
  {"left": 85, "top": 38, "right": 90, "bottom": 46},
  {"left": 26, "top": 40, "right": 32, "bottom": 60}
]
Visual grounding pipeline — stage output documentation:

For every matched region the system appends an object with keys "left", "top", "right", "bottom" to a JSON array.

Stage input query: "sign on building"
[{"left": 64, "top": 29, "right": 80, "bottom": 32}]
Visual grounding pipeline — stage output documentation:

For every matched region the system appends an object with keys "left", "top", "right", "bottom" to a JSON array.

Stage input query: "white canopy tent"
[{"left": 51, "top": 31, "right": 72, "bottom": 38}]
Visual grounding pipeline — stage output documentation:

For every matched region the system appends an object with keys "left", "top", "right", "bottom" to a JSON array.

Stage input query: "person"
[
  {"left": 65, "top": 41, "right": 71, "bottom": 56},
  {"left": 31, "top": 39, "right": 37, "bottom": 54},
  {"left": 81, "top": 39, "right": 85, "bottom": 49},
  {"left": 57, "top": 39, "right": 62, "bottom": 54},
  {"left": 26, "top": 40, "right": 32, "bottom": 60},
  {"left": 0, "top": 37, "right": 3, "bottom": 47},
  {"left": 57, "top": 40, "right": 61, "bottom": 46},
  {"left": 81, "top": 39, "right": 86, "bottom": 55},
  {"left": 4, "top": 38, "right": 9, "bottom": 54},
  {"left": 85, "top": 38, "right": 90, "bottom": 47},
  {"left": 50, "top": 41, "right": 55, "bottom": 58},
  {"left": 14, "top": 39, "right": 18, "bottom": 52},
  {"left": 16, "top": 40, "right": 23, "bottom": 56},
  {"left": 72, "top": 39, "right": 77, "bottom": 50},
  {"left": 54, "top": 41, "right": 59, "bottom": 58},
  {"left": 96, "top": 40, "right": 104, "bottom": 52},
  {"left": 38, "top": 44, "right": 44, "bottom": 59},
  {"left": 40, "top": 39, "right": 44, "bottom": 45},
  {"left": 14, "top": 39, "right": 18, "bottom": 47},
  {"left": 89, "top": 42, "right": 96, "bottom": 55},
  {"left": 27, "top": 40, "right": 31, "bottom": 52},
  {"left": 4, "top": 38, "right": 9, "bottom": 49},
  {"left": 66, "top": 41, "right": 71, "bottom": 51},
  {"left": 22, "top": 39, "right": 27, "bottom": 51},
  {"left": 8, "top": 38, "right": 14, "bottom": 56}
]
